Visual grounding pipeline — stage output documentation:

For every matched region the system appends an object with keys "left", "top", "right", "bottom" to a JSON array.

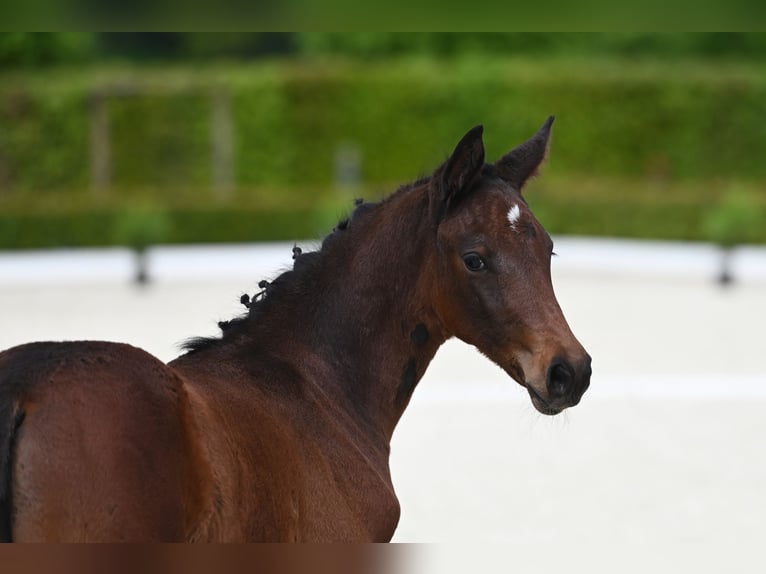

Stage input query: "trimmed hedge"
[
  {"left": 0, "top": 203, "right": 346, "bottom": 249},
  {"left": 2, "top": 177, "right": 765, "bottom": 249},
  {"left": 1, "top": 57, "right": 766, "bottom": 247}
]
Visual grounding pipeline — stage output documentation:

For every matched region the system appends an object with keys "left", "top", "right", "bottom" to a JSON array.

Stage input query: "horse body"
[
  {"left": 0, "top": 119, "right": 592, "bottom": 542},
  {"left": 0, "top": 339, "right": 402, "bottom": 542},
  {"left": 0, "top": 341, "right": 205, "bottom": 541}
]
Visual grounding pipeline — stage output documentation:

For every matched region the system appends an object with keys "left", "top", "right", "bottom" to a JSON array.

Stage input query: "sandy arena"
[{"left": 1, "top": 238, "right": 764, "bottom": 570}]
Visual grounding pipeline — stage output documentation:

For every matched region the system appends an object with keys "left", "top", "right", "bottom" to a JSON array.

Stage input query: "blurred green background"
[{"left": 1, "top": 32, "right": 765, "bottom": 249}]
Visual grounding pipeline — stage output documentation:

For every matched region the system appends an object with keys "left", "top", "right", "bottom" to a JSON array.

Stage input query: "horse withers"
[{"left": 0, "top": 118, "right": 590, "bottom": 542}]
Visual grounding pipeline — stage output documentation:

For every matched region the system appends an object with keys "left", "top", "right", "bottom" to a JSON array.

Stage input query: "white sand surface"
[{"left": 1, "top": 239, "right": 764, "bottom": 570}]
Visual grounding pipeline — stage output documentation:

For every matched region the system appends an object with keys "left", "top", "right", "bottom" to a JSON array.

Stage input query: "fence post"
[
  {"left": 211, "top": 89, "right": 234, "bottom": 199},
  {"left": 89, "top": 92, "right": 111, "bottom": 195},
  {"left": 334, "top": 141, "right": 362, "bottom": 197}
]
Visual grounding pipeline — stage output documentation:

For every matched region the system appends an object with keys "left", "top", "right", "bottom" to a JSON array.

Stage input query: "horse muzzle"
[{"left": 526, "top": 353, "right": 592, "bottom": 415}]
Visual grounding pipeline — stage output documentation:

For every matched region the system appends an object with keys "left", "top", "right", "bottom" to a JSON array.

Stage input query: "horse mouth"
[
  {"left": 503, "top": 361, "right": 563, "bottom": 416},
  {"left": 526, "top": 386, "right": 563, "bottom": 416}
]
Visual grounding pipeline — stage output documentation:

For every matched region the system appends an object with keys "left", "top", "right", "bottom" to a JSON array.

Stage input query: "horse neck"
[{"left": 270, "top": 185, "right": 448, "bottom": 441}]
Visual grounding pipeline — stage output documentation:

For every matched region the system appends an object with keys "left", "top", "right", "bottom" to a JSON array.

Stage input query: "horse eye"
[{"left": 462, "top": 253, "right": 486, "bottom": 272}]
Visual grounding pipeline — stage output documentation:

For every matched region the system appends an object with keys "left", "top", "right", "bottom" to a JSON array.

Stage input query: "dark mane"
[
  {"left": 180, "top": 195, "right": 388, "bottom": 354},
  {"left": 181, "top": 167, "right": 510, "bottom": 355}
]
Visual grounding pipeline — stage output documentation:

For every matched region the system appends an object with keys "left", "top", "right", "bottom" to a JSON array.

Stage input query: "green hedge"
[
  {"left": 3, "top": 58, "right": 766, "bottom": 189},
  {"left": 1, "top": 57, "right": 766, "bottom": 247},
  {"left": 0, "top": 203, "right": 345, "bottom": 249},
  {"left": 5, "top": 34, "right": 766, "bottom": 68},
  {"left": 2, "top": 177, "right": 764, "bottom": 249},
  {"left": 233, "top": 59, "right": 766, "bottom": 185}
]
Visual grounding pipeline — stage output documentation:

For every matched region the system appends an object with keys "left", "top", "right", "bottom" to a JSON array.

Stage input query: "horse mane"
[
  {"left": 180, "top": 168, "right": 510, "bottom": 354},
  {"left": 180, "top": 194, "right": 389, "bottom": 354}
]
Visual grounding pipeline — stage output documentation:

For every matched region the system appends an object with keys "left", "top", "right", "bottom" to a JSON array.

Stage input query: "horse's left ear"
[
  {"left": 432, "top": 125, "right": 485, "bottom": 221},
  {"left": 494, "top": 116, "right": 554, "bottom": 192}
]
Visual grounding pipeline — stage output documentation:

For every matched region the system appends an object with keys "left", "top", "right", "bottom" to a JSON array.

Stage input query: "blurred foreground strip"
[{"left": 0, "top": 544, "right": 410, "bottom": 574}]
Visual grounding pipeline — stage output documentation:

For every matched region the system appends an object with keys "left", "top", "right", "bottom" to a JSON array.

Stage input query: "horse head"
[{"left": 429, "top": 118, "right": 591, "bottom": 415}]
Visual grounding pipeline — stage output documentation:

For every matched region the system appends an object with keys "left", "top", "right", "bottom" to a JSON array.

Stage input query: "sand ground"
[{"left": 1, "top": 239, "right": 764, "bottom": 570}]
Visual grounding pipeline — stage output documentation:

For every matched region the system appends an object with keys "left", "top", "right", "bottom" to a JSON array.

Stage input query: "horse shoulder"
[
  {"left": 167, "top": 354, "right": 313, "bottom": 540},
  {"left": 169, "top": 353, "right": 401, "bottom": 541}
]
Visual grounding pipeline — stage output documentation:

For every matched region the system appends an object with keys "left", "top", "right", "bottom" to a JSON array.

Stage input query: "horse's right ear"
[{"left": 432, "top": 125, "right": 485, "bottom": 222}]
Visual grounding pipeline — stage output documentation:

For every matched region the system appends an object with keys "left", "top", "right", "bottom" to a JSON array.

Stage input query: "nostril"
[{"left": 547, "top": 360, "right": 574, "bottom": 398}]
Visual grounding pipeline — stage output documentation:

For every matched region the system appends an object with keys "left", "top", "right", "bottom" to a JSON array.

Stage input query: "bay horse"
[{"left": 0, "top": 118, "right": 591, "bottom": 542}]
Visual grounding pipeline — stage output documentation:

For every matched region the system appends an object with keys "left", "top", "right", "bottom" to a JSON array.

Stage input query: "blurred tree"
[
  {"left": 184, "top": 33, "right": 296, "bottom": 59},
  {"left": 703, "top": 189, "right": 766, "bottom": 285},
  {"left": 3, "top": 33, "right": 766, "bottom": 68},
  {"left": 98, "top": 33, "right": 186, "bottom": 61},
  {"left": 294, "top": 32, "right": 766, "bottom": 60},
  {"left": 97, "top": 33, "right": 296, "bottom": 61},
  {"left": 703, "top": 190, "right": 765, "bottom": 248},
  {"left": 112, "top": 201, "right": 171, "bottom": 285},
  {"left": 0, "top": 33, "right": 95, "bottom": 67}
]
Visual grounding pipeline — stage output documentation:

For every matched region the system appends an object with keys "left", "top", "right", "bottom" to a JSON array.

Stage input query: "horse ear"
[
  {"left": 494, "top": 116, "right": 554, "bottom": 192},
  {"left": 432, "top": 125, "right": 485, "bottom": 221}
]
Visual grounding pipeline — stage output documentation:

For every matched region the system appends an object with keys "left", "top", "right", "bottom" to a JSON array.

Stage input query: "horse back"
[{"left": 0, "top": 341, "right": 212, "bottom": 542}]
